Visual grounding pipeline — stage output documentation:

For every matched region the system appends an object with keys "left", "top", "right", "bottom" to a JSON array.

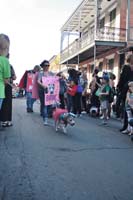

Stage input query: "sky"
[{"left": 0, "top": 0, "right": 81, "bottom": 82}]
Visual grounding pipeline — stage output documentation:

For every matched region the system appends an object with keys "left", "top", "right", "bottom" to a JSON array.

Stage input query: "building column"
[
  {"left": 128, "top": 0, "right": 133, "bottom": 42},
  {"left": 119, "top": 0, "right": 127, "bottom": 41},
  {"left": 113, "top": 53, "right": 119, "bottom": 84},
  {"left": 120, "top": 0, "right": 127, "bottom": 29}
]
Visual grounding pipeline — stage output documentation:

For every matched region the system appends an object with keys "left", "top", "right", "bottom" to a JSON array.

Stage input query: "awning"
[{"left": 61, "top": 0, "right": 117, "bottom": 33}]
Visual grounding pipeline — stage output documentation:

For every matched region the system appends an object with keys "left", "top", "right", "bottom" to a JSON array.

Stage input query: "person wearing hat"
[
  {"left": 99, "top": 74, "right": 111, "bottom": 125},
  {"left": 37, "top": 60, "right": 54, "bottom": 125}
]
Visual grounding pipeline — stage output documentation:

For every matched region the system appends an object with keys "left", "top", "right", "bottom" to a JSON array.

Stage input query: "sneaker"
[
  {"left": 44, "top": 119, "right": 48, "bottom": 126},
  {"left": 1, "top": 122, "right": 8, "bottom": 127},
  {"left": 100, "top": 115, "right": 104, "bottom": 119},
  {"left": 81, "top": 111, "right": 87, "bottom": 114},
  {"left": 119, "top": 128, "right": 127, "bottom": 132},
  {"left": 7, "top": 121, "right": 13, "bottom": 127},
  {"left": 55, "top": 127, "right": 58, "bottom": 132},
  {"left": 27, "top": 108, "right": 33, "bottom": 113},
  {"left": 121, "top": 130, "right": 129, "bottom": 134},
  {"left": 27, "top": 108, "right": 30, "bottom": 113}
]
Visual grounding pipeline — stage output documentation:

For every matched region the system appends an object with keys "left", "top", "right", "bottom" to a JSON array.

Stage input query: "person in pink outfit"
[{"left": 19, "top": 65, "right": 40, "bottom": 113}]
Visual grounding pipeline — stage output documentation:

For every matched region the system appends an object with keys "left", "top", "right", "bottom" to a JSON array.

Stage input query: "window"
[
  {"left": 110, "top": 8, "right": 116, "bottom": 27},
  {"left": 100, "top": 18, "right": 105, "bottom": 29},
  {"left": 108, "top": 59, "right": 114, "bottom": 71}
]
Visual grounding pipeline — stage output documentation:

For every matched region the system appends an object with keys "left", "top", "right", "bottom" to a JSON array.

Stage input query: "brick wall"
[{"left": 120, "top": 0, "right": 127, "bottom": 30}]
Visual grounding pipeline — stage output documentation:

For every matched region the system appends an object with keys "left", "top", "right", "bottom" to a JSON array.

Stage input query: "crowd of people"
[
  {"left": 88, "top": 55, "right": 133, "bottom": 140},
  {"left": 17, "top": 56, "right": 133, "bottom": 140},
  {"left": 0, "top": 32, "right": 133, "bottom": 142},
  {"left": 19, "top": 63, "right": 88, "bottom": 125}
]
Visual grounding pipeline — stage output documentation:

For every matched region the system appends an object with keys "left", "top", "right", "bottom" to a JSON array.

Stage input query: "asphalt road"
[{"left": 0, "top": 98, "right": 133, "bottom": 200}]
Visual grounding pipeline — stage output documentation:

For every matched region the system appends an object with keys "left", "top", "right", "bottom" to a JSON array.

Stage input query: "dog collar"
[{"left": 59, "top": 114, "right": 66, "bottom": 121}]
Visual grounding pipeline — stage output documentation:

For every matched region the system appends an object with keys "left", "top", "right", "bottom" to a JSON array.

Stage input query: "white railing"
[{"left": 60, "top": 26, "right": 126, "bottom": 63}]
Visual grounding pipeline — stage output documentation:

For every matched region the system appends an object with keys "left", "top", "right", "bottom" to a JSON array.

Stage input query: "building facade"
[
  {"left": 60, "top": 0, "right": 133, "bottom": 84},
  {"left": 49, "top": 55, "right": 60, "bottom": 73}
]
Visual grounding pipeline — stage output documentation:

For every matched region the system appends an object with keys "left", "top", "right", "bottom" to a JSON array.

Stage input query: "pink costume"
[
  {"left": 32, "top": 72, "right": 39, "bottom": 99},
  {"left": 53, "top": 108, "right": 68, "bottom": 122}
]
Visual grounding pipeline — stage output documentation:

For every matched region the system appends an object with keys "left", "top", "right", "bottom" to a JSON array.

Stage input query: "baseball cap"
[{"left": 102, "top": 72, "right": 109, "bottom": 81}]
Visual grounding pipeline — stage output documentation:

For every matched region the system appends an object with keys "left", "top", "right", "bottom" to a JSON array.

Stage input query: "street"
[{"left": 0, "top": 98, "right": 133, "bottom": 200}]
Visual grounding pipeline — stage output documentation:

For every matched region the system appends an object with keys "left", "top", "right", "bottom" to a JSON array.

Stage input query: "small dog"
[{"left": 52, "top": 108, "right": 76, "bottom": 133}]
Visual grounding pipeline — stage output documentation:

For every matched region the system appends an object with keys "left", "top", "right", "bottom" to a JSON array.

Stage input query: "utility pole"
[
  {"left": 94, "top": 0, "right": 98, "bottom": 69},
  {"left": 77, "top": 10, "right": 82, "bottom": 70},
  {"left": 94, "top": 0, "right": 102, "bottom": 69},
  {"left": 127, "top": 0, "right": 131, "bottom": 42}
]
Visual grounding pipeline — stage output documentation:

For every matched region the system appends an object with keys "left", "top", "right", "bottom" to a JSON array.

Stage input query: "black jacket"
[{"left": 117, "top": 64, "right": 133, "bottom": 100}]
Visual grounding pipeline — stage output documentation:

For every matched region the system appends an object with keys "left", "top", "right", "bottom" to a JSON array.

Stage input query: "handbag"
[{"left": 95, "top": 88, "right": 101, "bottom": 97}]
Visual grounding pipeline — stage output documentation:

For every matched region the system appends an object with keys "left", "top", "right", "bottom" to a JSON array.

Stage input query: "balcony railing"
[
  {"left": 97, "top": 26, "right": 126, "bottom": 41},
  {"left": 61, "top": 26, "right": 126, "bottom": 63}
]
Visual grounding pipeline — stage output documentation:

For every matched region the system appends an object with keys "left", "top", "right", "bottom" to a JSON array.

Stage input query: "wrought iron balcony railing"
[{"left": 60, "top": 26, "right": 126, "bottom": 63}]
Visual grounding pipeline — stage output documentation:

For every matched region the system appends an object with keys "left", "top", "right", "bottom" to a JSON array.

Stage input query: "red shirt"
[{"left": 67, "top": 85, "right": 77, "bottom": 96}]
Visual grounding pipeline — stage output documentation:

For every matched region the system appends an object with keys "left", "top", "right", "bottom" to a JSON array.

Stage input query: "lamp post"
[{"left": 94, "top": 0, "right": 98, "bottom": 69}]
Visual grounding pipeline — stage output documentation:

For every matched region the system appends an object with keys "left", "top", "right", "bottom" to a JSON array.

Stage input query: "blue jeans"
[
  {"left": 0, "top": 98, "right": 3, "bottom": 110},
  {"left": 26, "top": 92, "right": 36, "bottom": 110},
  {"left": 38, "top": 89, "right": 52, "bottom": 121},
  {"left": 43, "top": 105, "right": 51, "bottom": 121}
]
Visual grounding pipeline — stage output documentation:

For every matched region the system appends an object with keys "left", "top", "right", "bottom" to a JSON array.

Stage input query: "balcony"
[{"left": 60, "top": 26, "right": 127, "bottom": 64}]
